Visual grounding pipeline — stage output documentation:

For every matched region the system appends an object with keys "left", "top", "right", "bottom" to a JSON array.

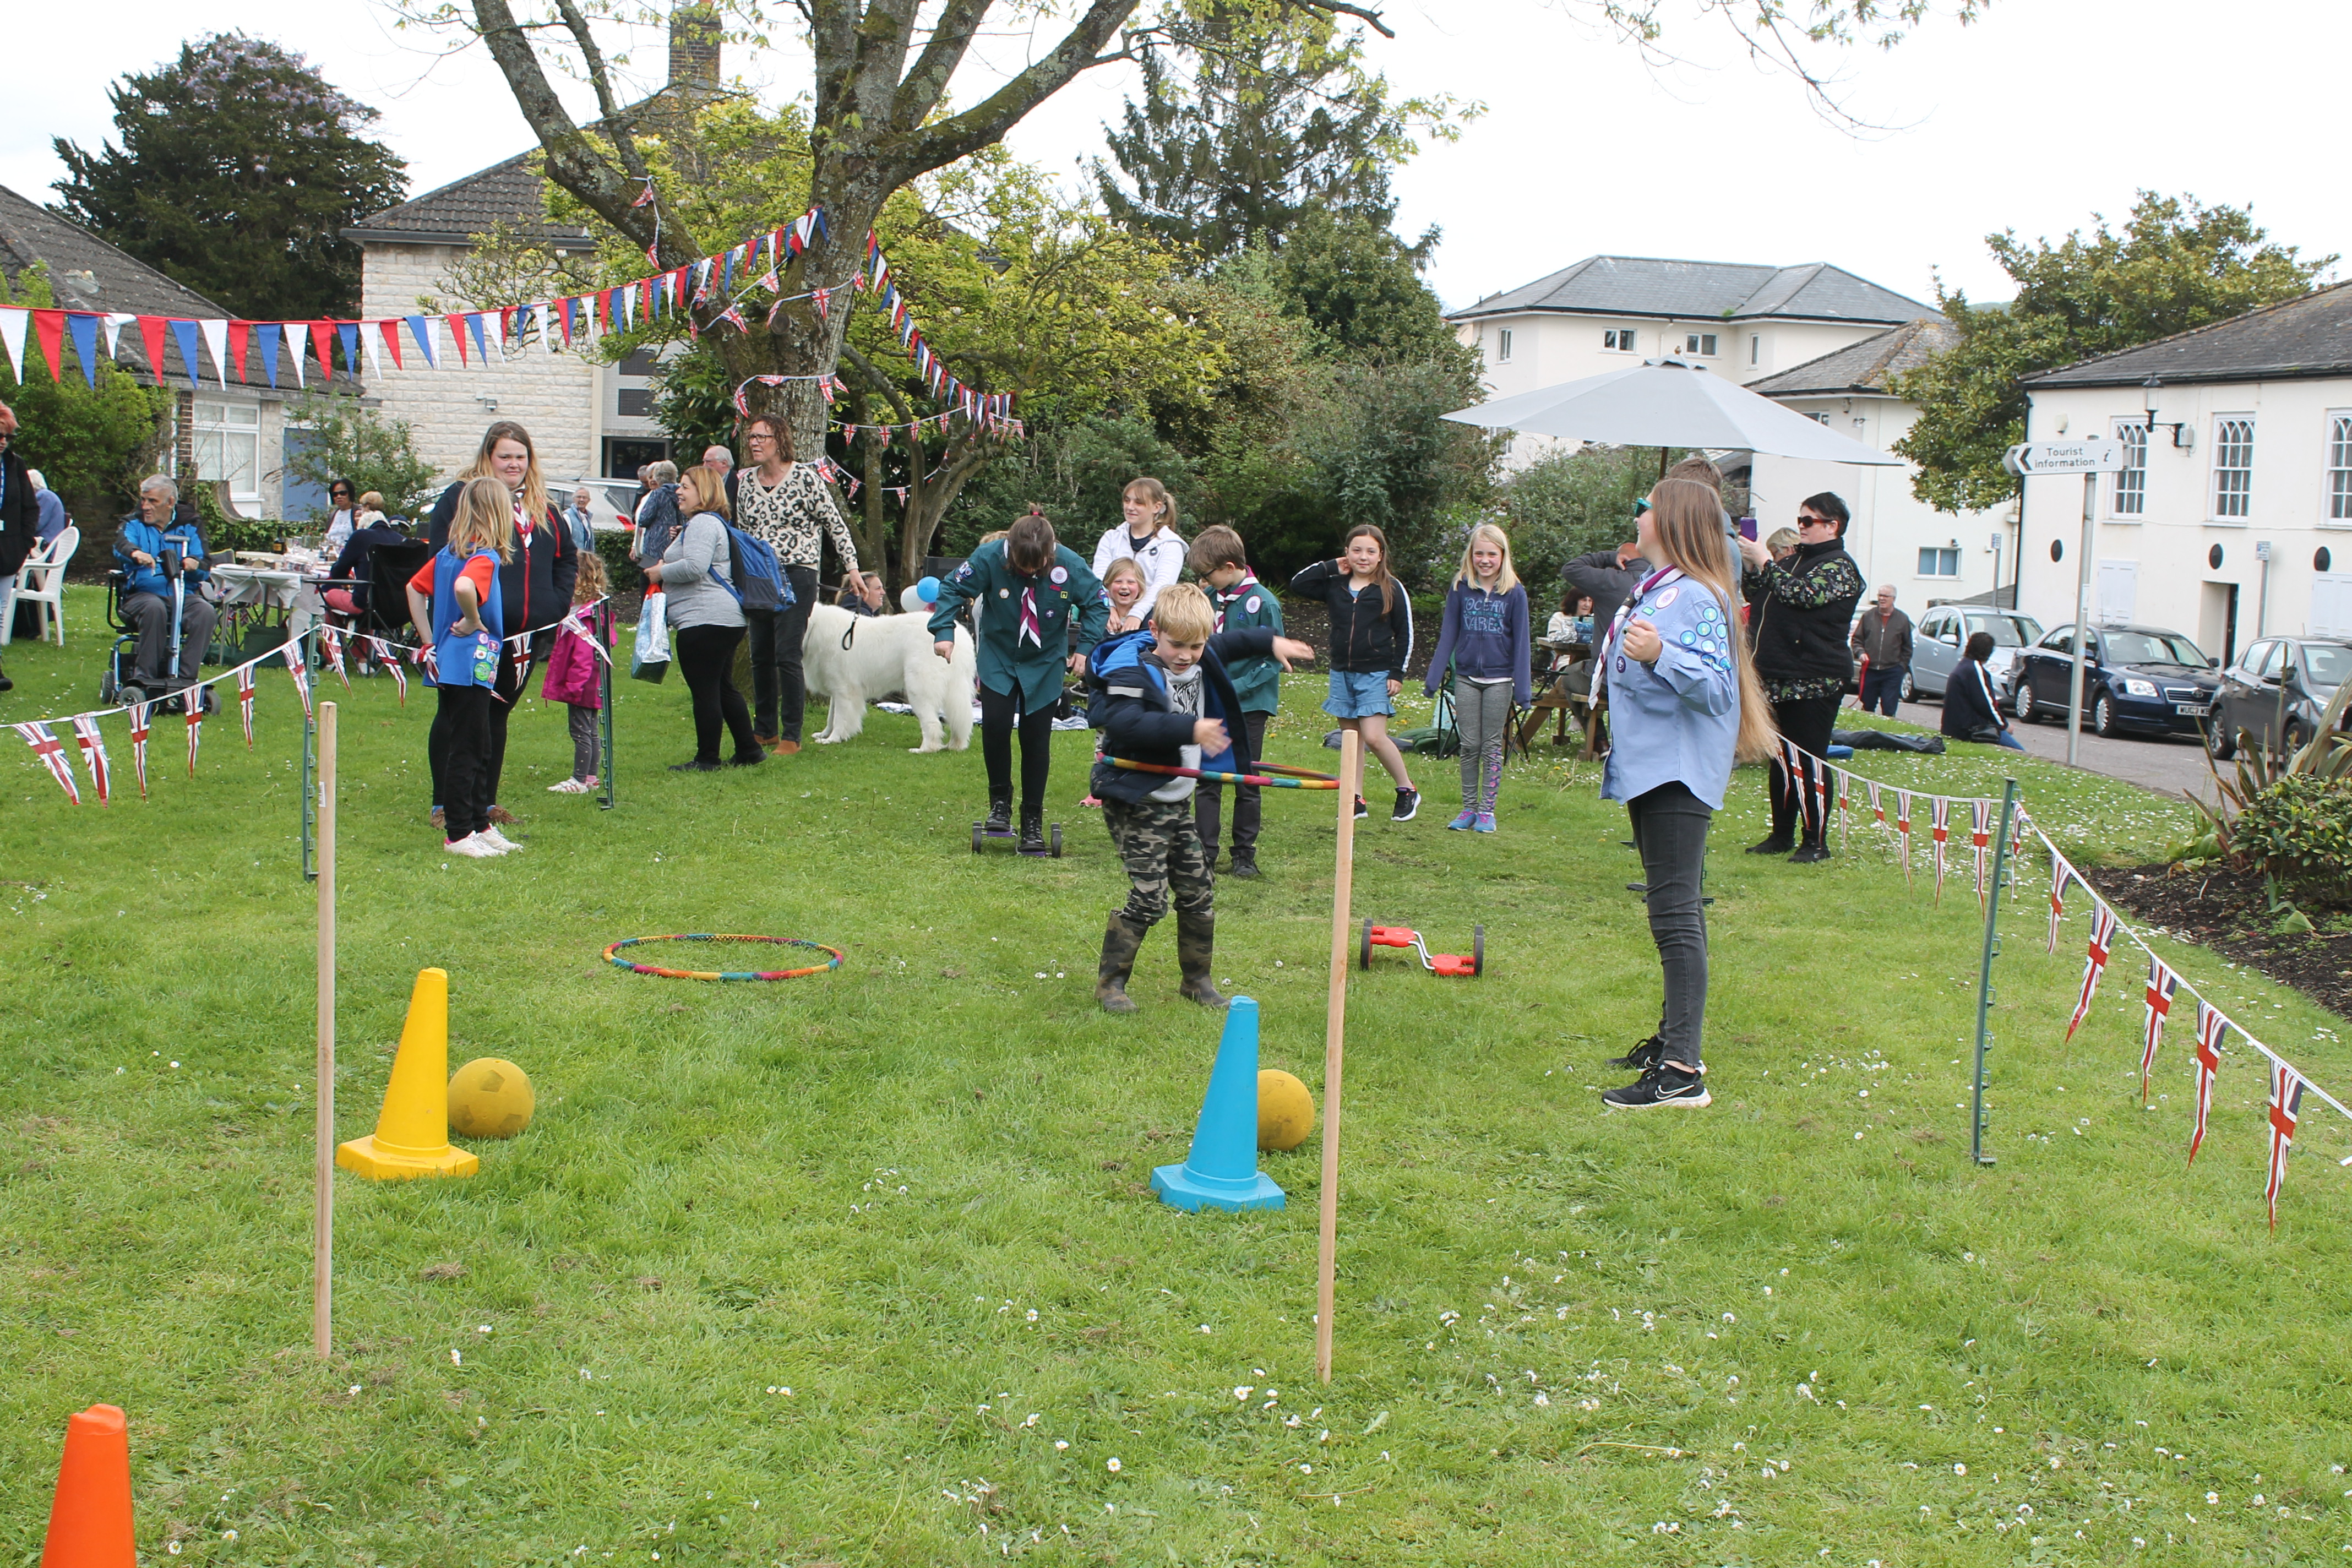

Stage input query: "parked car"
[
  {"left": 2204, "top": 636, "right": 2352, "bottom": 759},
  {"left": 1907, "top": 607, "right": 2043, "bottom": 704},
  {"left": 2013, "top": 623, "right": 2219, "bottom": 738}
]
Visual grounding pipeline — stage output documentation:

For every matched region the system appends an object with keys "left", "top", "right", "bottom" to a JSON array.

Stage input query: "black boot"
[
  {"left": 1097, "top": 912, "right": 1146, "bottom": 1013},
  {"left": 1019, "top": 805, "right": 1047, "bottom": 854},
  {"left": 984, "top": 790, "right": 1012, "bottom": 834},
  {"left": 1789, "top": 831, "right": 1831, "bottom": 864},
  {"left": 1175, "top": 910, "right": 1228, "bottom": 1009},
  {"left": 1228, "top": 848, "right": 1261, "bottom": 879},
  {"left": 1746, "top": 832, "right": 1794, "bottom": 854}
]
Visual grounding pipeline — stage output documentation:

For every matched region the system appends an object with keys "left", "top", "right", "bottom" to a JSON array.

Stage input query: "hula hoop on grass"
[{"left": 602, "top": 933, "right": 845, "bottom": 981}]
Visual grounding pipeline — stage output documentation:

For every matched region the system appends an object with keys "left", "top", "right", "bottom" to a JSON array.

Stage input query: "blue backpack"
[{"left": 693, "top": 516, "right": 793, "bottom": 612}]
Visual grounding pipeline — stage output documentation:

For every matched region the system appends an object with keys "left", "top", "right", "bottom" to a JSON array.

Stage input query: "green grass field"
[{"left": 4, "top": 586, "right": 2350, "bottom": 1566}]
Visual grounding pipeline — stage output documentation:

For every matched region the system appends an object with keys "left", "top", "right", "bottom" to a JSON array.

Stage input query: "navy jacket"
[
  {"left": 1086, "top": 627, "right": 1277, "bottom": 804},
  {"left": 1289, "top": 559, "right": 1413, "bottom": 674}
]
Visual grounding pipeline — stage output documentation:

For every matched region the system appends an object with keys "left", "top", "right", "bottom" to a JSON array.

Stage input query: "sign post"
[{"left": 2005, "top": 441, "right": 2128, "bottom": 767}]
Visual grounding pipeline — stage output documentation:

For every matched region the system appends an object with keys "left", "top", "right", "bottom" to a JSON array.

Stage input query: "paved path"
[{"left": 1870, "top": 697, "right": 2220, "bottom": 803}]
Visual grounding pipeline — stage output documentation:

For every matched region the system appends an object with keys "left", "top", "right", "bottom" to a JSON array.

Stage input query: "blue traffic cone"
[{"left": 1152, "top": 997, "right": 1285, "bottom": 1212}]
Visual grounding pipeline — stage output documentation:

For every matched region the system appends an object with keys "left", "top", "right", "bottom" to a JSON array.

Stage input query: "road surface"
[{"left": 1870, "top": 696, "right": 2220, "bottom": 804}]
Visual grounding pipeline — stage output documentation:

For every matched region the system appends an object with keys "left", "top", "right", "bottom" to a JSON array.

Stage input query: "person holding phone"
[{"left": 1738, "top": 493, "right": 1864, "bottom": 864}]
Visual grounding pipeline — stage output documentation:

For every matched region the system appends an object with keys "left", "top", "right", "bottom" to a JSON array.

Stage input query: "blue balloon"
[{"left": 917, "top": 575, "right": 941, "bottom": 601}]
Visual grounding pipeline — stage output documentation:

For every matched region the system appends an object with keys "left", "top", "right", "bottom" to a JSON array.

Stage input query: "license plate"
[{"left": 2174, "top": 703, "right": 2211, "bottom": 717}]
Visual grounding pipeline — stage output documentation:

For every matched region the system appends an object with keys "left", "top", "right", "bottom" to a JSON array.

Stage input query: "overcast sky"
[{"left": 4, "top": 0, "right": 2344, "bottom": 315}]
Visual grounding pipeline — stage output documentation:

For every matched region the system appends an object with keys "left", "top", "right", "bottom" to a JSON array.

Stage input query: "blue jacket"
[
  {"left": 1086, "top": 627, "right": 1276, "bottom": 804},
  {"left": 1598, "top": 569, "right": 1741, "bottom": 810},
  {"left": 115, "top": 516, "right": 211, "bottom": 598},
  {"left": 426, "top": 548, "right": 507, "bottom": 690},
  {"left": 1424, "top": 581, "right": 1533, "bottom": 705}
]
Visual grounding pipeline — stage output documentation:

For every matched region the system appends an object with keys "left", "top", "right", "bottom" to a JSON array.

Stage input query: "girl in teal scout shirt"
[
  {"left": 930, "top": 508, "right": 1109, "bottom": 853},
  {"left": 1591, "top": 477, "right": 1777, "bottom": 1112}
]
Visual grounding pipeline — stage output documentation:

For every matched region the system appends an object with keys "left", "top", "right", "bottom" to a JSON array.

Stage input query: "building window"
[
  {"left": 1918, "top": 547, "right": 1961, "bottom": 578},
  {"left": 191, "top": 398, "right": 262, "bottom": 513},
  {"left": 1810, "top": 411, "right": 1830, "bottom": 426},
  {"left": 1684, "top": 333, "right": 1717, "bottom": 356},
  {"left": 2111, "top": 420, "right": 2147, "bottom": 516},
  {"left": 1603, "top": 328, "right": 1635, "bottom": 352},
  {"left": 617, "top": 388, "right": 654, "bottom": 418},
  {"left": 1749, "top": 333, "right": 1761, "bottom": 366},
  {"left": 1496, "top": 328, "right": 1513, "bottom": 363},
  {"left": 2211, "top": 416, "right": 2255, "bottom": 519},
  {"left": 2327, "top": 412, "right": 2352, "bottom": 522}
]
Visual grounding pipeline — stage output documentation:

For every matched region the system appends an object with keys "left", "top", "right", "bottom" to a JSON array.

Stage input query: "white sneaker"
[
  {"left": 478, "top": 826, "right": 522, "bottom": 853},
  {"left": 548, "top": 777, "right": 591, "bottom": 793},
  {"left": 444, "top": 833, "right": 502, "bottom": 858}
]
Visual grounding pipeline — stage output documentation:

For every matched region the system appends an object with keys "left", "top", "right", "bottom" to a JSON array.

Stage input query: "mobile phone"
[{"left": 1737, "top": 517, "right": 1758, "bottom": 541}]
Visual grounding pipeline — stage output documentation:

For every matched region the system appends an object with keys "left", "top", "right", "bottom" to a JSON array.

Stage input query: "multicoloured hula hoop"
[
  {"left": 602, "top": 933, "right": 845, "bottom": 981},
  {"left": 1109, "top": 759, "right": 1342, "bottom": 790}
]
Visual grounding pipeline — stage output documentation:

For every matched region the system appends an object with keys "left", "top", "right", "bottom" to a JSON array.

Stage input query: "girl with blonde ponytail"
[{"left": 1588, "top": 477, "right": 1777, "bottom": 1112}]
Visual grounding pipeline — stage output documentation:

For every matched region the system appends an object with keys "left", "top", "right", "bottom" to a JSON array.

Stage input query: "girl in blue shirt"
[
  {"left": 1592, "top": 478, "right": 1776, "bottom": 1109},
  {"left": 406, "top": 477, "right": 514, "bottom": 860},
  {"left": 1423, "top": 522, "right": 1533, "bottom": 832}
]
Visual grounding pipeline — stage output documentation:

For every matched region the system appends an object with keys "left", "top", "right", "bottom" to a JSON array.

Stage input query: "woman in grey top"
[
  {"left": 730, "top": 413, "right": 861, "bottom": 753},
  {"left": 643, "top": 465, "right": 761, "bottom": 771}
]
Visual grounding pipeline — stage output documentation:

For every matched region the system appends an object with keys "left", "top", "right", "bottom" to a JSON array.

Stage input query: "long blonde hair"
[
  {"left": 1646, "top": 477, "right": 1776, "bottom": 763},
  {"left": 1455, "top": 521, "right": 1520, "bottom": 595},
  {"left": 448, "top": 476, "right": 516, "bottom": 563}
]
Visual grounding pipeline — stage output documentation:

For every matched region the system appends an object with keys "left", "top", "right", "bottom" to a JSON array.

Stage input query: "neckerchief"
[
  {"left": 1213, "top": 572, "right": 1260, "bottom": 633},
  {"left": 1018, "top": 585, "right": 1043, "bottom": 649},
  {"left": 1591, "top": 564, "right": 1684, "bottom": 711}
]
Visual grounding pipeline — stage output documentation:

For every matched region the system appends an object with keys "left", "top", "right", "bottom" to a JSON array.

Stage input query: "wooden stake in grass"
[
  {"left": 1316, "top": 728, "right": 1360, "bottom": 1386},
  {"left": 312, "top": 701, "right": 336, "bottom": 1360}
]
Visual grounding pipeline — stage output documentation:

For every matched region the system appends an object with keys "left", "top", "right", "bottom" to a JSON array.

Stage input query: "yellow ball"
[
  {"left": 448, "top": 1057, "right": 535, "bottom": 1140},
  {"left": 1257, "top": 1069, "right": 1316, "bottom": 1152}
]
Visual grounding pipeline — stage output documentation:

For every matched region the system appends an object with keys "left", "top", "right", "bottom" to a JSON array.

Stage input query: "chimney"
[{"left": 668, "top": 3, "right": 721, "bottom": 90}]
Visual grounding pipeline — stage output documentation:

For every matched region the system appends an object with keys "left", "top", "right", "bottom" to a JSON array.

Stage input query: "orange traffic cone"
[
  {"left": 41, "top": 1403, "right": 135, "bottom": 1568},
  {"left": 336, "top": 968, "right": 479, "bottom": 1179}
]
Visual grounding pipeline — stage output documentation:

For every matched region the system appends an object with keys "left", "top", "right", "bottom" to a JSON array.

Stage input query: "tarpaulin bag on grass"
[{"left": 630, "top": 592, "right": 671, "bottom": 683}]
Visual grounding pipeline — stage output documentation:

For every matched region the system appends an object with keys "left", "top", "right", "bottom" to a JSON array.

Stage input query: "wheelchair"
[{"left": 98, "top": 562, "right": 218, "bottom": 715}]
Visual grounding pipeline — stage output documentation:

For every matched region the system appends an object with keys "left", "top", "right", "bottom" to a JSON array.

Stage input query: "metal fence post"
[
  {"left": 301, "top": 626, "right": 319, "bottom": 881},
  {"left": 598, "top": 603, "right": 616, "bottom": 812},
  {"left": 1970, "top": 777, "right": 2020, "bottom": 1166}
]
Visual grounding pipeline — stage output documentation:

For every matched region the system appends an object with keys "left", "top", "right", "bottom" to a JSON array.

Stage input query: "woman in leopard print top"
[{"left": 728, "top": 415, "right": 863, "bottom": 750}]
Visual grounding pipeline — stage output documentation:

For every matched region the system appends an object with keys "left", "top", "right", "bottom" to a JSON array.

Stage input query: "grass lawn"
[{"left": 4, "top": 585, "right": 2351, "bottom": 1566}]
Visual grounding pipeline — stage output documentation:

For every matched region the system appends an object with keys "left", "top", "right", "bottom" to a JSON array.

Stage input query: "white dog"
[{"left": 802, "top": 603, "right": 976, "bottom": 752}]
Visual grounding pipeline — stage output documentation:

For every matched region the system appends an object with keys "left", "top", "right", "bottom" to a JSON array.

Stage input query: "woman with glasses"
[
  {"left": 322, "top": 480, "right": 359, "bottom": 554},
  {"left": 728, "top": 413, "right": 863, "bottom": 754},
  {"left": 1736, "top": 493, "right": 1863, "bottom": 864}
]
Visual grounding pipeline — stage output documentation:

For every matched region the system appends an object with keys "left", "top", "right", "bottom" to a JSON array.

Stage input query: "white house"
[
  {"left": 1747, "top": 318, "right": 2013, "bottom": 609},
  {"left": 2017, "top": 283, "right": 2352, "bottom": 665}
]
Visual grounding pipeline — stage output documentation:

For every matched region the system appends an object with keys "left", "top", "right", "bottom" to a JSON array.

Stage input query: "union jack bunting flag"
[
  {"left": 1811, "top": 761, "right": 1830, "bottom": 837},
  {"left": 2266, "top": 1057, "right": 2305, "bottom": 1229},
  {"left": 2046, "top": 856, "right": 2079, "bottom": 952},
  {"left": 2141, "top": 959, "right": 2178, "bottom": 1102},
  {"left": 281, "top": 637, "right": 312, "bottom": 720},
  {"left": 1930, "top": 796, "right": 1951, "bottom": 903},
  {"left": 2188, "top": 1001, "right": 2228, "bottom": 1166},
  {"left": 186, "top": 699, "right": 204, "bottom": 778},
  {"left": 321, "top": 626, "right": 349, "bottom": 685},
  {"left": 127, "top": 701, "right": 151, "bottom": 798},
  {"left": 237, "top": 662, "right": 258, "bottom": 748},
  {"left": 1895, "top": 791, "right": 1913, "bottom": 882},
  {"left": 13, "top": 720, "right": 80, "bottom": 803},
  {"left": 1971, "top": 799, "right": 1992, "bottom": 908},
  {"left": 1868, "top": 780, "right": 1885, "bottom": 826},
  {"left": 1833, "top": 768, "right": 1850, "bottom": 851},
  {"left": 70, "top": 713, "right": 112, "bottom": 804},
  {"left": 2065, "top": 902, "right": 2118, "bottom": 1042}
]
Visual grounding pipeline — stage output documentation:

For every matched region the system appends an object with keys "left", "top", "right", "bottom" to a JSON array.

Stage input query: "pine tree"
[{"left": 53, "top": 33, "right": 407, "bottom": 321}]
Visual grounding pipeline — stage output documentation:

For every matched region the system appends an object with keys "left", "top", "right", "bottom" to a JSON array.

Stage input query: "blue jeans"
[{"left": 1859, "top": 664, "right": 1905, "bottom": 716}]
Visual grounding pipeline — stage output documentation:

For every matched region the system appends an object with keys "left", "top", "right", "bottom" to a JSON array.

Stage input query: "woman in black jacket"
[
  {"left": 1941, "top": 631, "right": 2024, "bottom": 749},
  {"left": 1289, "top": 525, "right": 1421, "bottom": 821},
  {"left": 426, "top": 420, "right": 578, "bottom": 829},
  {"left": 1736, "top": 491, "right": 1863, "bottom": 863}
]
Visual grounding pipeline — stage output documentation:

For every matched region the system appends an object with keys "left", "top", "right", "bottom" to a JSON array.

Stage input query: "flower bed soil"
[{"left": 2081, "top": 863, "right": 2352, "bottom": 1022}]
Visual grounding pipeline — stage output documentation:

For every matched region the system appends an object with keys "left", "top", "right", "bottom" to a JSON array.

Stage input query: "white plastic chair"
[{"left": 4, "top": 525, "right": 79, "bottom": 646}]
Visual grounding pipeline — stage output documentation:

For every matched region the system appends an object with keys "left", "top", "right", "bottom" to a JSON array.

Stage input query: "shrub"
[
  {"left": 282, "top": 394, "right": 440, "bottom": 521},
  {"left": 2228, "top": 774, "right": 2352, "bottom": 906},
  {"left": 594, "top": 529, "right": 644, "bottom": 596}
]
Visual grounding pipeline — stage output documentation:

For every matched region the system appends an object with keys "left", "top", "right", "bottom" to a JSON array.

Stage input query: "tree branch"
[
  {"left": 1283, "top": 0, "right": 1395, "bottom": 39},
  {"left": 552, "top": 0, "right": 651, "bottom": 183},
  {"left": 892, "top": 0, "right": 1142, "bottom": 177},
  {"left": 470, "top": 0, "right": 663, "bottom": 254},
  {"left": 839, "top": 342, "right": 917, "bottom": 426},
  {"left": 891, "top": 0, "right": 992, "bottom": 130}
]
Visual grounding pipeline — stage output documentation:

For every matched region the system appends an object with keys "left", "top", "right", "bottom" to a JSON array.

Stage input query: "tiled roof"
[
  {"left": 345, "top": 150, "right": 593, "bottom": 247},
  {"left": 1749, "top": 317, "right": 1959, "bottom": 396},
  {"left": 2024, "top": 282, "right": 2352, "bottom": 388},
  {"left": 0, "top": 183, "right": 317, "bottom": 393},
  {"left": 1447, "top": 254, "right": 1936, "bottom": 326}
]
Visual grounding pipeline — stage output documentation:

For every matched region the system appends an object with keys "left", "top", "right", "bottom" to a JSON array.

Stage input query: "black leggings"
[
  {"left": 435, "top": 683, "right": 495, "bottom": 841},
  {"left": 674, "top": 622, "right": 758, "bottom": 764},
  {"left": 429, "top": 646, "right": 525, "bottom": 810},
  {"left": 1627, "top": 780, "right": 1713, "bottom": 1069},
  {"left": 979, "top": 682, "right": 1054, "bottom": 811},
  {"left": 1768, "top": 693, "right": 1841, "bottom": 846},
  {"left": 746, "top": 565, "right": 819, "bottom": 739}
]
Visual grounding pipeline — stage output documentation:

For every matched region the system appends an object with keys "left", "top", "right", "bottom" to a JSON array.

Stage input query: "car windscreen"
[
  {"left": 2302, "top": 643, "right": 2352, "bottom": 689},
  {"left": 2104, "top": 631, "right": 2206, "bottom": 667},
  {"left": 1966, "top": 616, "right": 2030, "bottom": 647}
]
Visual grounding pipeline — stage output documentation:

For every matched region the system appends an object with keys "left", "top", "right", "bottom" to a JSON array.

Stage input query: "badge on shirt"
[
  {"left": 1245, "top": 595, "right": 1261, "bottom": 613},
  {"left": 1654, "top": 586, "right": 1680, "bottom": 609},
  {"left": 1050, "top": 565, "right": 1068, "bottom": 585},
  {"left": 998, "top": 587, "right": 1009, "bottom": 598}
]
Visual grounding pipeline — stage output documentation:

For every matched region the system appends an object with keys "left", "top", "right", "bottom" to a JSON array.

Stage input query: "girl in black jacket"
[{"left": 1290, "top": 524, "right": 1420, "bottom": 821}]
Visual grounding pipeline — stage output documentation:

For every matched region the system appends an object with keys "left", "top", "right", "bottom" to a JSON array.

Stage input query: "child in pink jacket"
[{"left": 542, "top": 553, "right": 613, "bottom": 793}]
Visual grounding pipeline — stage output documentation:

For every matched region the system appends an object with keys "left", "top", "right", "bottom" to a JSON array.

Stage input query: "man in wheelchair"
[{"left": 114, "top": 475, "right": 216, "bottom": 699}]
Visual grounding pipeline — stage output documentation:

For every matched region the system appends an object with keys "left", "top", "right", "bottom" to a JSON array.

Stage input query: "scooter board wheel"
[
  {"left": 1049, "top": 823, "right": 1063, "bottom": 858},
  {"left": 1472, "top": 924, "right": 1484, "bottom": 977},
  {"left": 972, "top": 823, "right": 984, "bottom": 853},
  {"left": 1359, "top": 917, "right": 1373, "bottom": 970}
]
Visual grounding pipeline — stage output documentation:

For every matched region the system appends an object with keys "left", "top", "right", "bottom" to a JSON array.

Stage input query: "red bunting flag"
[
  {"left": 237, "top": 662, "right": 257, "bottom": 748},
  {"left": 2065, "top": 902, "right": 2117, "bottom": 1041},
  {"left": 2188, "top": 1002, "right": 2227, "bottom": 1166},
  {"left": 2141, "top": 959, "right": 2178, "bottom": 1102},
  {"left": 70, "top": 714, "right": 112, "bottom": 804},
  {"left": 310, "top": 321, "right": 336, "bottom": 376},
  {"left": 30, "top": 309, "right": 66, "bottom": 381},
  {"left": 14, "top": 720, "right": 81, "bottom": 803},
  {"left": 2266, "top": 1058, "right": 2305, "bottom": 1229},
  {"left": 1930, "top": 795, "right": 1951, "bottom": 903},
  {"left": 227, "top": 320, "right": 249, "bottom": 383},
  {"left": 379, "top": 318, "right": 404, "bottom": 369},
  {"left": 137, "top": 314, "right": 170, "bottom": 384},
  {"left": 127, "top": 701, "right": 151, "bottom": 797}
]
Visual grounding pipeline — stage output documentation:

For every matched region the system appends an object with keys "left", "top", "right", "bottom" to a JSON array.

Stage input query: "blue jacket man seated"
[{"left": 114, "top": 475, "right": 216, "bottom": 692}]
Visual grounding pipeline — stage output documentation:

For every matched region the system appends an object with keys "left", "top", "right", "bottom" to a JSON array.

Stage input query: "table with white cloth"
[{"left": 208, "top": 560, "right": 328, "bottom": 646}]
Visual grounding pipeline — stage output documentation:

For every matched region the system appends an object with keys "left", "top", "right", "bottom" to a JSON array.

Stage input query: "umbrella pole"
[{"left": 1658, "top": 446, "right": 1669, "bottom": 480}]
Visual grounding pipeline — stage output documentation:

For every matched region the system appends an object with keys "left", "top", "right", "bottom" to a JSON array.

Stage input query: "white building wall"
[
  {"left": 2017, "top": 379, "right": 2352, "bottom": 662},
  {"left": 1749, "top": 395, "right": 2010, "bottom": 612}
]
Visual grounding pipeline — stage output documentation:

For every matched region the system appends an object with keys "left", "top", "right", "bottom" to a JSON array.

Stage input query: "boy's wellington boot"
[
  {"left": 1019, "top": 806, "right": 1047, "bottom": 854},
  {"left": 1097, "top": 912, "right": 1145, "bottom": 1013},
  {"left": 1175, "top": 911, "right": 1229, "bottom": 1009},
  {"left": 984, "top": 790, "right": 1013, "bottom": 834}
]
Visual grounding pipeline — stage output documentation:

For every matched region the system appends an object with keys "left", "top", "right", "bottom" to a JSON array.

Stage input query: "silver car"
[{"left": 1907, "top": 608, "right": 2043, "bottom": 706}]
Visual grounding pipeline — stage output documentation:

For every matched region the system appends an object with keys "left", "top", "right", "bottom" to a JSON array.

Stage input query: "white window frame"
[
  {"left": 1684, "top": 331, "right": 1718, "bottom": 357},
  {"left": 1603, "top": 327, "right": 1637, "bottom": 353},
  {"left": 1496, "top": 327, "right": 1513, "bottom": 364},
  {"left": 2324, "top": 409, "right": 2352, "bottom": 527},
  {"left": 2109, "top": 418, "right": 2147, "bottom": 520},
  {"left": 1749, "top": 333, "right": 1762, "bottom": 366},
  {"left": 2209, "top": 414, "right": 2255, "bottom": 524},
  {"left": 1917, "top": 546, "right": 1961, "bottom": 578},
  {"left": 191, "top": 396, "right": 263, "bottom": 514}
]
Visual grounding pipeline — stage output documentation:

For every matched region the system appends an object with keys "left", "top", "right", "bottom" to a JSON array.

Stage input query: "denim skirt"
[{"left": 1322, "top": 668, "right": 1394, "bottom": 718}]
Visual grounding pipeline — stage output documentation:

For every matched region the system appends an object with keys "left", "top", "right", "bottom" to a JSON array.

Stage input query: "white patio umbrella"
[{"left": 1443, "top": 356, "right": 1906, "bottom": 466}]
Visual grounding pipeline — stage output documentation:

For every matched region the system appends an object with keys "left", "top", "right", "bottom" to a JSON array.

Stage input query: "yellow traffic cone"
[{"left": 336, "top": 968, "right": 480, "bottom": 1179}]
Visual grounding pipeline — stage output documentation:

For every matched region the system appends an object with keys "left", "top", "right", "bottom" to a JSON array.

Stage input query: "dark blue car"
[{"left": 2013, "top": 623, "right": 2219, "bottom": 738}]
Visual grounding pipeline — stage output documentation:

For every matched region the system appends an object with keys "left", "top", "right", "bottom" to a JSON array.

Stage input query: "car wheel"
[
  {"left": 2204, "top": 709, "right": 2237, "bottom": 760},
  {"left": 2092, "top": 692, "right": 2119, "bottom": 738},
  {"left": 1900, "top": 669, "right": 1917, "bottom": 703},
  {"left": 2280, "top": 721, "right": 2310, "bottom": 758},
  {"left": 2015, "top": 683, "right": 2039, "bottom": 723}
]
